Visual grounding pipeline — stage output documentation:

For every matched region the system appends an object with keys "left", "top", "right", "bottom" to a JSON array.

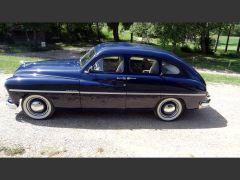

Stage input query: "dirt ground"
[{"left": 1, "top": 72, "right": 240, "bottom": 157}]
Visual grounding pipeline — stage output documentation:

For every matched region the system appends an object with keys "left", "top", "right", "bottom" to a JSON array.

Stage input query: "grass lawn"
[
  {"left": 200, "top": 72, "right": 240, "bottom": 85},
  {"left": 176, "top": 52, "right": 240, "bottom": 73},
  {"left": 0, "top": 55, "right": 40, "bottom": 73}
]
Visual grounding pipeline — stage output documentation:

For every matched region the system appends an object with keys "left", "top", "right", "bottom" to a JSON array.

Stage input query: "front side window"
[
  {"left": 129, "top": 56, "right": 160, "bottom": 75},
  {"left": 91, "top": 56, "right": 124, "bottom": 73}
]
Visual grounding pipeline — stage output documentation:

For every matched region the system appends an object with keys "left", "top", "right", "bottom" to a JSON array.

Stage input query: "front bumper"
[
  {"left": 199, "top": 94, "right": 211, "bottom": 109},
  {"left": 6, "top": 98, "right": 18, "bottom": 109}
]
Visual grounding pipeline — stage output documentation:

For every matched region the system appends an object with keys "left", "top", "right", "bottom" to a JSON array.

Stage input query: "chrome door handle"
[
  {"left": 116, "top": 77, "right": 126, "bottom": 80},
  {"left": 127, "top": 77, "right": 137, "bottom": 80}
]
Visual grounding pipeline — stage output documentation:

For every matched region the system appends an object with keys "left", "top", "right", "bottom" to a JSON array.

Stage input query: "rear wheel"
[
  {"left": 21, "top": 95, "right": 55, "bottom": 120},
  {"left": 155, "top": 98, "right": 183, "bottom": 121}
]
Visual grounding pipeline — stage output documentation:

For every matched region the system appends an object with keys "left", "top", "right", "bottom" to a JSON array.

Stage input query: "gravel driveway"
[{"left": 0, "top": 74, "right": 240, "bottom": 157}]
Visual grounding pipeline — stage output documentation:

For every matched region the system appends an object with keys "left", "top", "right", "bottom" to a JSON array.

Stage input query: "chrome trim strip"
[
  {"left": 9, "top": 89, "right": 79, "bottom": 94},
  {"left": 80, "top": 91, "right": 206, "bottom": 96},
  {"left": 8, "top": 89, "right": 206, "bottom": 96},
  {"left": 80, "top": 91, "right": 125, "bottom": 95},
  {"left": 127, "top": 92, "right": 206, "bottom": 96}
]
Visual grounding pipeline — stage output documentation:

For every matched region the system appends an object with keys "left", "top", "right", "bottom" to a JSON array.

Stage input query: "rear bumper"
[
  {"left": 199, "top": 94, "right": 211, "bottom": 109},
  {"left": 6, "top": 98, "right": 18, "bottom": 109}
]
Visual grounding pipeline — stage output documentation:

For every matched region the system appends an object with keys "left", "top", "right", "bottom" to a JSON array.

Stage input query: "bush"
[{"left": 180, "top": 45, "right": 193, "bottom": 53}]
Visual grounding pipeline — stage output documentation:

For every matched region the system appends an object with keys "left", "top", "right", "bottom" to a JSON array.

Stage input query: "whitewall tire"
[
  {"left": 155, "top": 98, "right": 183, "bottom": 121},
  {"left": 21, "top": 95, "right": 55, "bottom": 120}
]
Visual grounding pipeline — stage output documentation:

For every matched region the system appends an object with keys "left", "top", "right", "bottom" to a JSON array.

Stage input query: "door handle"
[
  {"left": 116, "top": 77, "right": 126, "bottom": 80},
  {"left": 127, "top": 77, "right": 137, "bottom": 80}
]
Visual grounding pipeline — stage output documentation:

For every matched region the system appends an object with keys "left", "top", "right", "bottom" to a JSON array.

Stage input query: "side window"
[
  {"left": 129, "top": 56, "right": 160, "bottom": 75},
  {"left": 91, "top": 56, "right": 124, "bottom": 73},
  {"left": 161, "top": 60, "right": 182, "bottom": 75}
]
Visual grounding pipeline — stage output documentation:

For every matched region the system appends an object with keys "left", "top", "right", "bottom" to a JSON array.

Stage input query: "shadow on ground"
[{"left": 15, "top": 107, "right": 227, "bottom": 130}]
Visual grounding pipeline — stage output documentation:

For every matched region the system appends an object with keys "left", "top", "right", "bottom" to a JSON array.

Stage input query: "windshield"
[{"left": 79, "top": 47, "right": 96, "bottom": 67}]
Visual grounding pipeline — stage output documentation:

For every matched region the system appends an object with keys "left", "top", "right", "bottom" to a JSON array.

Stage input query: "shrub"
[{"left": 180, "top": 45, "right": 193, "bottom": 53}]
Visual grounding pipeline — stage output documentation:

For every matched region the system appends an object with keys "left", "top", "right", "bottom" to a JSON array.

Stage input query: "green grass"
[
  {"left": 200, "top": 72, "right": 240, "bottom": 85},
  {"left": 213, "top": 35, "right": 240, "bottom": 52},
  {"left": 0, "top": 55, "right": 40, "bottom": 73},
  {"left": 178, "top": 53, "right": 240, "bottom": 74}
]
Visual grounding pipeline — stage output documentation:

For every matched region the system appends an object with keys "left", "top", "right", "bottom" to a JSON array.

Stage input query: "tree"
[
  {"left": 130, "top": 23, "right": 155, "bottom": 43},
  {"left": 225, "top": 24, "right": 233, "bottom": 52},
  {"left": 153, "top": 23, "right": 189, "bottom": 50},
  {"left": 186, "top": 23, "right": 221, "bottom": 54},
  {"left": 214, "top": 25, "right": 222, "bottom": 52},
  {"left": 122, "top": 22, "right": 133, "bottom": 42},
  {"left": 0, "top": 23, "right": 13, "bottom": 42},
  {"left": 96, "top": 22, "right": 101, "bottom": 42},
  {"left": 237, "top": 37, "right": 240, "bottom": 53},
  {"left": 107, "top": 23, "right": 120, "bottom": 41}
]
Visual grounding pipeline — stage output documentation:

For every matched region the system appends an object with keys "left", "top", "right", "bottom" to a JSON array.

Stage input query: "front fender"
[{"left": 5, "top": 75, "right": 81, "bottom": 108}]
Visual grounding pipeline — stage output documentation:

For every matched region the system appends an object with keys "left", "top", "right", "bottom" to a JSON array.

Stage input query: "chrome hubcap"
[
  {"left": 30, "top": 100, "right": 45, "bottom": 112},
  {"left": 163, "top": 103, "right": 176, "bottom": 114},
  {"left": 157, "top": 98, "right": 183, "bottom": 121}
]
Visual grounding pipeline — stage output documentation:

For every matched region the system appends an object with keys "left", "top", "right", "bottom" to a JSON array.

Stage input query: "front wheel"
[
  {"left": 155, "top": 98, "right": 183, "bottom": 121},
  {"left": 21, "top": 95, "right": 55, "bottom": 120}
]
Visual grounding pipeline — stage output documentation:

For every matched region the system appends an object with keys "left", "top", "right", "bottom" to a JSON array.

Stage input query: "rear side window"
[
  {"left": 161, "top": 60, "right": 186, "bottom": 77},
  {"left": 129, "top": 56, "right": 160, "bottom": 75}
]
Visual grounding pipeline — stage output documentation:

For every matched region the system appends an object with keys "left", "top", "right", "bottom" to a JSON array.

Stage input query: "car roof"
[{"left": 95, "top": 42, "right": 176, "bottom": 57}]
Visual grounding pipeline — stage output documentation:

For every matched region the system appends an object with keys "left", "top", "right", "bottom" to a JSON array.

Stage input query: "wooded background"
[{"left": 0, "top": 22, "right": 240, "bottom": 54}]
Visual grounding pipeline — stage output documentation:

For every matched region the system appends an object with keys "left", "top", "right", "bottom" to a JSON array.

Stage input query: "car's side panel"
[
  {"left": 125, "top": 94, "right": 205, "bottom": 109},
  {"left": 125, "top": 75, "right": 206, "bottom": 109},
  {"left": 79, "top": 73, "right": 126, "bottom": 108},
  {"left": 5, "top": 75, "right": 80, "bottom": 108}
]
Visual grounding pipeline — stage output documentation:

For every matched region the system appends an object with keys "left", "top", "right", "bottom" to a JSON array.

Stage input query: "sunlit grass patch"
[
  {"left": 200, "top": 72, "right": 240, "bottom": 85},
  {"left": 0, "top": 55, "right": 40, "bottom": 73}
]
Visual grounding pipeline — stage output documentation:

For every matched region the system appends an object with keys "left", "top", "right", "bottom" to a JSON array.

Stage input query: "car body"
[{"left": 5, "top": 42, "right": 210, "bottom": 121}]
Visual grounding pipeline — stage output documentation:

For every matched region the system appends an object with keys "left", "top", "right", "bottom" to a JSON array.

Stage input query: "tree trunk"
[
  {"left": 237, "top": 37, "right": 240, "bottom": 53},
  {"left": 200, "top": 23, "right": 211, "bottom": 54},
  {"left": 33, "top": 30, "right": 37, "bottom": 48},
  {"left": 107, "top": 23, "right": 120, "bottom": 41},
  {"left": 225, "top": 25, "right": 232, "bottom": 52},
  {"left": 96, "top": 22, "right": 101, "bottom": 43},
  {"left": 214, "top": 26, "right": 222, "bottom": 52},
  {"left": 200, "top": 32, "right": 209, "bottom": 54},
  {"left": 130, "top": 32, "right": 133, "bottom": 42},
  {"left": 172, "top": 42, "right": 177, "bottom": 52},
  {"left": 112, "top": 24, "right": 119, "bottom": 41},
  {"left": 25, "top": 31, "right": 30, "bottom": 42}
]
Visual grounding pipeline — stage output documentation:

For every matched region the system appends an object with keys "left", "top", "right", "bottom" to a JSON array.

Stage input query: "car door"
[
  {"left": 125, "top": 55, "right": 166, "bottom": 109},
  {"left": 80, "top": 55, "right": 127, "bottom": 108}
]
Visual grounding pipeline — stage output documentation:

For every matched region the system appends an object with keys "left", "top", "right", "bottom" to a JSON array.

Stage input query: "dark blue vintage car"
[{"left": 5, "top": 42, "right": 210, "bottom": 121}]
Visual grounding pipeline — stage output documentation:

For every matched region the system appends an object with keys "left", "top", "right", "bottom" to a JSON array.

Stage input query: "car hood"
[{"left": 14, "top": 59, "right": 81, "bottom": 78}]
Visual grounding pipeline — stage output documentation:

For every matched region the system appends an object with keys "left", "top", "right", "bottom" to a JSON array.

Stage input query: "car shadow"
[{"left": 15, "top": 107, "right": 227, "bottom": 130}]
